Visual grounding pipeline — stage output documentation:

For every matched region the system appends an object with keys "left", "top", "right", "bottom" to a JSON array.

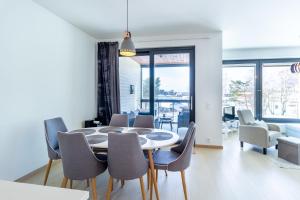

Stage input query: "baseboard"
[
  {"left": 195, "top": 144, "right": 223, "bottom": 149},
  {"left": 15, "top": 161, "right": 54, "bottom": 182}
]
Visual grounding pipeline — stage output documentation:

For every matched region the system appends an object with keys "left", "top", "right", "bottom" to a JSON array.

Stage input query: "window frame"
[{"left": 223, "top": 58, "right": 300, "bottom": 123}]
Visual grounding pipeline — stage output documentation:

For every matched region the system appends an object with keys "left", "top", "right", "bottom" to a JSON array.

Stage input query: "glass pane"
[
  {"left": 262, "top": 63, "right": 300, "bottom": 119},
  {"left": 119, "top": 56, "right": 150, "bottom": 114},
  {"left": 222, "top": 65, "right": 255, "bottom": 114},
  {"left": 154, "top": 53, "right": 190, "bottom": 131}
]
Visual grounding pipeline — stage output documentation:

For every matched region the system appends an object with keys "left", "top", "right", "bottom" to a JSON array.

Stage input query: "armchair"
[{"left": 237, "top": 110, "right": 282, "bottom": 154}]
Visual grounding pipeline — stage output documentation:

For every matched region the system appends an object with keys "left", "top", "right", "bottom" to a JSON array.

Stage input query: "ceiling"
[{"left": 34, "top": 0, "right": 300, "bottom": 49}]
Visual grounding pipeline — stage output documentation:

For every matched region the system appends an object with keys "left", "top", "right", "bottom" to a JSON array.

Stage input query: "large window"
[
  {"left": 223, "top": 59, "right": 300, "bottom": 122},
  {"left": 222, "top": 64, "right": 255, "bottom": 114},
  {"left": 262, "top": 63, "right": 300, "bottom": 119}
]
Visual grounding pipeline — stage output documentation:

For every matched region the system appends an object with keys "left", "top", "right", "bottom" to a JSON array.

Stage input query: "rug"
[{"left": 267, "top": 151, "right": 300, "bottom": 170}]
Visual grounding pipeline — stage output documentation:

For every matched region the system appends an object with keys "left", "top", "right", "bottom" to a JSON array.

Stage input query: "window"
[
  {"left": 222, "top": 64, "right": 256, "bottom": 114},
  {"left": 223, "top": 59, "right": 300, "bottom": 122},
  {"left": 262, "top": 63, "right": 300, "bottom": 119}
]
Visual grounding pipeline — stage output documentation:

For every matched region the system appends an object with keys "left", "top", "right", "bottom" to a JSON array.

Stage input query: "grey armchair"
[
  {"left": 237, "top": 110, "right": 282, "bottom": 154},
  {"left": 106, "top": 133, "right": 148, "bottom": 200},
  {"left": 43, "top": 117, "right": 68, "bottom": 185},
  {"left": 133, "top": 115, "right": 154, "bottom": 128},
  {"left": 57, "top": 132, "right": 107, "bottom": 200},
  {"left": 151, "top": 122, "right": 196, "bottom": 200},
  {"left": 109, "top": 114, "right": 129, "bottom": 127}
]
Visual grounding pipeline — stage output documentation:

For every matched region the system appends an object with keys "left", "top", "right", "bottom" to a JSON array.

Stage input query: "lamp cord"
[{"left": 126, "top": 0, "right": 128, "bottom": 32}]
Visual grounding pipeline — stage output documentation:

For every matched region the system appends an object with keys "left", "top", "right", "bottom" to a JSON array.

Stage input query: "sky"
[{"left": 142, "top": 67, "right": 190, "bottom": 92}]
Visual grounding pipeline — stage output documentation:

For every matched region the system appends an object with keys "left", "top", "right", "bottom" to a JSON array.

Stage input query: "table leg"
[{"left": 147, "top": 150, "right": 159, "bottom": 200}]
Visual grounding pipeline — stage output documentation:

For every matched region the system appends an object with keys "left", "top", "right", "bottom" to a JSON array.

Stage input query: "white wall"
[
  {"left": 223, "top": 46, "right": 300, "bottom": 60},
  {"left": 0, "top": 0, "right": 96, "bottom": 180},
  {"left": 103, "top": 33, "right": 223, "bottom": 146},
  {"left": 119, "top": 58, "right": 141, "bottom": 113}
]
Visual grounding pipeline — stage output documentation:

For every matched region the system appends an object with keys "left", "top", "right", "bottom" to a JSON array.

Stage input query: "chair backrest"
[
  {"left": 237, "top": 110, "right": 255, "bottom": 125},
  {"left": 109, "top": 114, "right": 129, "bottom": 127},
  {"left": 133, "top": 115, "right": 154, "bottom": 128},
  {"left": 57, "top": 132, "right": 107, "bottom": 180},
  {"left": 44, "top": 117, "right": 68, "bottom": 159},
  {"left": 171, "top": 122, "right": 195, "bottom": 154},
  {"left": 169, "top": 123, "right": 196, "bottom": 171},
  {"left": 178, "top": 111, "right": 190, "bottom": 128},
  {"left": 108, "top": 133, "right": 148, "bottom": 180}
]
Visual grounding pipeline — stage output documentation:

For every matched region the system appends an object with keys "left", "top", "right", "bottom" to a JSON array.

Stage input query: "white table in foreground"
[
  {"left": 88, "top": 127, "right": 179, "bottom": 150},
  {"left": 0, "top": 180, "right": 89, "bottom": 200}
]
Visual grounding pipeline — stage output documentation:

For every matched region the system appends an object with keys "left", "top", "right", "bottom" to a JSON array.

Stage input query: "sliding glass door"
[{"left": 119, "top": 47, "right": 195, "bottom": 130}]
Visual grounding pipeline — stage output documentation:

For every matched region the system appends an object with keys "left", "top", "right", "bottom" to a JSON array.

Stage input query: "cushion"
[
  {"left": 253, "top": 120, "right": 268, "bottom": 130},
  {"left": 238, "top": 110, "right": 255, "bottom": 125},
  {"left": 153, "top": 150, "right": 180, "bottom": 169}
]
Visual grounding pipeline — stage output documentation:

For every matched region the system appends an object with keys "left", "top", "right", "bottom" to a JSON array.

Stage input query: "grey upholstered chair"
[
  {"left": 109, "top": 114, "right": 129, "bottom": 127},
  {"left": 237, "top": 109, "right": 282, "bottom": 154},
  {"left": 57, "top": 132, "right": 107, "bottom": 200},
  {"left": 133, "top": 114, "right": 155, "bottom": 188},
  {"left": 133, "top": 115, "right": 154, "bottom": 128},
  {"left": 173, "top": 122, "right": 195, "bottom": 153},
  {"left": 43, "top": 117, "right": 68, "bottom": 185},
  {"left": 106, "top": 133, "right": 148, "bottom": 200},
  {"left": 151, "top": 122, "right": 196, "bottom": 200}
]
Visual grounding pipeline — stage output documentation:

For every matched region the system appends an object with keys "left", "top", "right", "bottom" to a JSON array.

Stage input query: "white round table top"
[{"left": 71, "top": 126, "right": 179, "bottom": 150}]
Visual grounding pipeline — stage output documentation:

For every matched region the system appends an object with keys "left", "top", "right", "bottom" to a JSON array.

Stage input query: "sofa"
[{"left": 237, "top": 110, "right": 282, "bottom": 155}]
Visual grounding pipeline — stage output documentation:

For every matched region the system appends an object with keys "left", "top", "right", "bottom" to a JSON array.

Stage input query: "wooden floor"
[{"left": 19, "top": 133, "right": 300, "bottom": 200}]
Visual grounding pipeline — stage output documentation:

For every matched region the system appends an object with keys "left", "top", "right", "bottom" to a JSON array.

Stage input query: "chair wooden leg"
[
  {"left": 61, "top": 177, "right": 68, "bottom": 188},
  {"left": 91, "top": 177, "right": 98, "bottom": 200},
  {"left": 43, "top": 159, "right": 52, "bottom": 185},
  {"left": 106, "top": 176, "right": 113, "bottom": 200},
  {"left": 156, "top": 169, "right": 158, "bottom": 182},
  {"left": 150, "top": 171, "right": 153, "bottom": 200},
  {"left": 148, "top": 150, "right": 159, "bottom": 200},
  {"left": 69, "top": 180, "right": 73, "bottom": 189},
  {"left": 180, "top": 170, "right": 188, "bottom": 200},
  {"left": 147, "top": 169, "right": 150, "bottom": 190},
  {"left": 139, "top": 177, "right": 146, "bottom": 200},
  {"left": 86, "top": 179, "right": 89, "bottom": 188}
]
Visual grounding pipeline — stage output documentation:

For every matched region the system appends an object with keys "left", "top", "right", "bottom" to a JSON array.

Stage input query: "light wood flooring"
[{"left": 19, "top": 133, "right": 300, "bottom": 200}]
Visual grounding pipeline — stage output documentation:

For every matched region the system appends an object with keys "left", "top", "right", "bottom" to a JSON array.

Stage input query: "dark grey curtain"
[{"left": 97, "top": 42, "right": 120, "bottom": 125}]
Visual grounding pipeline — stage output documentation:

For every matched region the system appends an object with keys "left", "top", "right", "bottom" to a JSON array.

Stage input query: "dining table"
[{"left": 70, "top": 126, "right": 179, "bottom": 200}]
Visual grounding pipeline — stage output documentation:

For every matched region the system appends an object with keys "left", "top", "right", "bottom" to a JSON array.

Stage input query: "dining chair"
[
  {"left": 106, "top": 133, "right": 148, "bottom": 200},
  {"left": 173, "top": 122, "right": 195, "bottom": 153},
  {"left": 133, "top": 115, "right": 154, "bottom": 128},
  {"left": 109, "top": 114, "right": 129, "bottom": 127},
  {"left": 57, "top": 132, "right": 107, "bottom": 200},
  {"left": 151, "top": 122, "right": 196, "bottom": 200},
  {"left": 132, "top": 114, "right": 155, "bottom": 189},
  {"left": 43, "top": 117, "right": 68, "bottom": 185}
]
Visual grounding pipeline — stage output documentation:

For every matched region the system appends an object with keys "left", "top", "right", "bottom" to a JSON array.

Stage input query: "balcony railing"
[{"left": 141, "top": 98, "right": 190, "bottom": 123}]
